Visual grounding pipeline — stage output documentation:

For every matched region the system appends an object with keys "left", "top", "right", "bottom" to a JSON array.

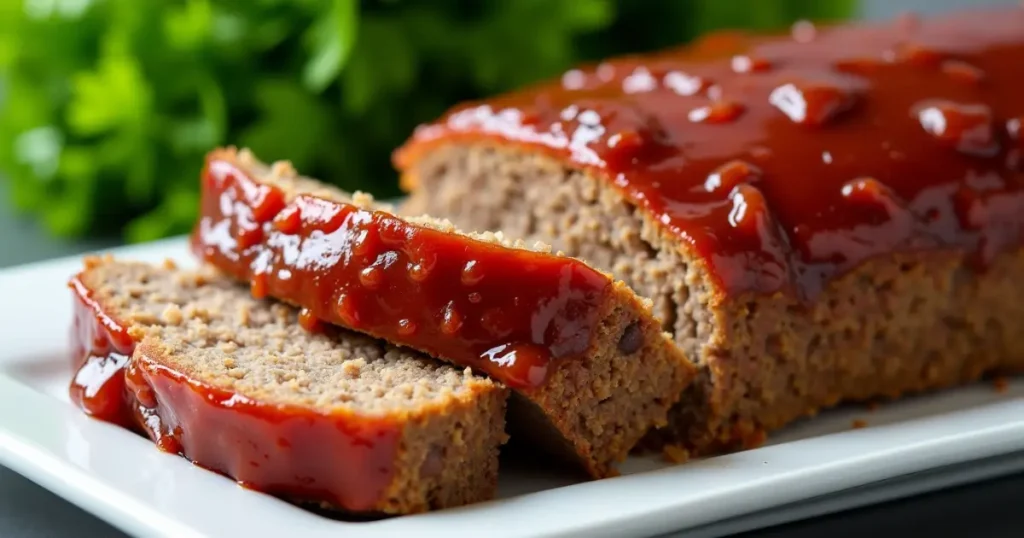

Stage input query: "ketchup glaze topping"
[
  {"left": 68, "top": 271, "right": 402, "bottom": 512},
  {"left": 193, "top": 156, "right": 613, "bottom": 389},
  {"left": 124, "top": 352, "right": 401, "bottom": 512},
  {"left": 396, "top": 7, "right": 1024, "bottom": 300},
  {"left": 69, "top": 276, "right": 137, "bottom": 429}
]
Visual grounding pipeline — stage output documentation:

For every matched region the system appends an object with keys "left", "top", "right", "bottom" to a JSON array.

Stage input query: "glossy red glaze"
[
  {"left": 298, "top": 308, "right": 324, "bottom": 333},
  {"left": 193, "top": 157, "right": 613, "bottom": 389},
  {"left": 68, "top": 272, "right": 403, "bottom": 513},
  {"left": 124, "top": 353, "right": 402, "bottom": 512},
  {"left": 689, "top": 100, "right": 747, "bottom": 124},
  {"left": 68, "top": 276, "right": 136, "bottom": 429},
  {"left": 396, "top": 7, "right": 1024, "bottom": 300}
]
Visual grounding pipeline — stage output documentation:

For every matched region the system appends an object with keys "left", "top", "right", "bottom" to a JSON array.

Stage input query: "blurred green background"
[{"left": 0, "top": 0, "right": 855, "bottom": 244}]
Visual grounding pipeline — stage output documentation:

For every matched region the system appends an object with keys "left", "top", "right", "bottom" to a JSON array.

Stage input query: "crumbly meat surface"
[
  {"left": 401, "top": 144, "right": 1024, "bottom": 454},
  {"left": 78, "top": 257, "right": 508, "bottom": 513},
  {"left": 198, "top": 147, "right": 697, "bottom": 477}
]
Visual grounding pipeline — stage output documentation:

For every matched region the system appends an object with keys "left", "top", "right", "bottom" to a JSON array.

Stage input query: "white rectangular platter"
[{"left": 0, "top": 237, "right": 1021, "bottom": 538}]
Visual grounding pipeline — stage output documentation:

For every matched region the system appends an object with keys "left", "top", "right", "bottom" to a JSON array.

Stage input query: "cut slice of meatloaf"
[
  {"left": 69, "top": 256, "right": 508, "bottom": 515},
  {"left": 191, "top": 147, "right": 696, "bottom": 478},
  {"left": 393, "top": 8, "right": 1024, "bottom": 456}
]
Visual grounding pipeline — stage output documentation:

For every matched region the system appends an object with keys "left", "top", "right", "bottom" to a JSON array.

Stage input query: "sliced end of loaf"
[
  {"left": 74, "top": 257, "right": 508, "bottom": 514},
  {"left": 516, "top": 280, "right": 695, "bottom": 477},
  {"left": 200, "top": 147, "right": 697, "bottom": 478}
]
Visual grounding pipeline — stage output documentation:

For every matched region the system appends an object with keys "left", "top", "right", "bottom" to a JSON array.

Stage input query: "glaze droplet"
[
  {"left": 731, "top": 55, "right": 772, "bottom": 73},
  {"left": 622, "top": 67, "right": 658, "bottom": 94},
  {"left": 351, "top": 229, "right": 374, "bottom": 256},
  {"left": 248, "top": 184, "right": 287, "bottom": 224},
  {"left": 915, "top": 100, "right": 997, "bottom": 156},
  {"left": 379, "top": 221, "right": 410, "bottom": 246},
  {"left": 705, "top": 160, "right": 762, "bottom": 193},
  {"left": 840, "top": 177, "right": 903, "bottom": 215},
  {"left": 769, "top": 79, "right": 858, "bottom": 127},
  {"left": 664, "top": 71, "right": 709, "bottom": 96},
  {"left": 298, "top": 308, "right": 322, "bottom": 333},
  {"left": 336, "top": 293, "right": 360, "bottom": 327},
  {"left": 359, "top": 265, "right": 384, "bottom": 290},
  {"left": 688, "top": 101, "right": 746, "bottom": 124},
  {"left": 727, "top": 184, "right": 770, "bottom": 231},
  {"left": 441, "top": 302, "right": 463, "bottom": 335},
  {"left": 397, "top": 318, "right": 417, "bottom": 337},
  {"left": 408, "top": 251, "right": 437, "bottom": 282},
  {"left": 605, "top": 129, "right": 648, "bottom": 166},
  {"left": 607, "top": 129, "right": 645, "bottom": 150},
  {"left": 272, "top": 205, "right": 302, "bottom": 234},
  {"left": 461, "top": 260, "right": 485, "bottom": 286},
  {"left": 250, "top": 273, "right": 268, "bottom": 300},
  {"left": 235, "top": 225, "right": 264, "bottom": 251}
]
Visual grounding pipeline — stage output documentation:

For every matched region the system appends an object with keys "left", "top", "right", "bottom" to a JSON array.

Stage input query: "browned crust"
[
  {"left": 214, "top": 149, "right": 696, "bottom": 478},
  {"left": 399, "top": 143, "right": 1024, "bottom": 456},
  {"left": 78, "top": 258, "right": 509, "bottom": 514}
]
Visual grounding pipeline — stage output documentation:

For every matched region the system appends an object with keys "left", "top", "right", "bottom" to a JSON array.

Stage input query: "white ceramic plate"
[{"left": 1, "top": 237, "right": 1021, "bottom": 538}]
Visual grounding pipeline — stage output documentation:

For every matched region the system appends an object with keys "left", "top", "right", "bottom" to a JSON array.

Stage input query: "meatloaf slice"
[
  {"left": 394, "top": 8, "right": 1024, "bottom": 456},
  {"left": 69, "top": 256, "right": 507, "bottom": 515},
  {"left": 191, "top": 147, "right": 696, "bottom": 478}
]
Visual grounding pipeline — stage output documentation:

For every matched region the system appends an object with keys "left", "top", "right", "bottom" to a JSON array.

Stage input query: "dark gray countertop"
[{"left": 1, "top": 0, "right": 1022, "bottom": 535}]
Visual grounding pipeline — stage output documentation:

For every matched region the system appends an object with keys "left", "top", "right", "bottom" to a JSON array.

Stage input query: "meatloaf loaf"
[
  {"left": 69, "top": 256, "right": 507, "bottom": 514},
  {"left": 191, "top": 147, "right": 695, "bottom": 478},
  {"left": 394, "top": 7, "right": 1024, "bottom": 456}
]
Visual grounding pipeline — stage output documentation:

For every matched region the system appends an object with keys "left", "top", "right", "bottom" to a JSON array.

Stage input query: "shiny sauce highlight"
[
  {"left": 193, "top": 157, "right": 613, "bottom": 389},
  {"left": 397, "top": 8, "right": 1024, "bottom": 300},
  {"left": 124, "top": 353, "right": 401, "bottom": 512},
  {"left": 68, "top": 273, "right": 402, "bottom": 513},
  {"left": 68, "top": 276, "right": 137, "bottom": 429}
]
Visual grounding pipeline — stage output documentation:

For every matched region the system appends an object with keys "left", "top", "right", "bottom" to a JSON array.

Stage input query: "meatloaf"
[
  {"left": 394, "top": 7, "right": 1024, "bottom": 456},
  {"left": 69, "top": 256, "right": 508, "bottom": 514},
  {"left": 191, "top": 147, "right": 695, "bottom": 478}
]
